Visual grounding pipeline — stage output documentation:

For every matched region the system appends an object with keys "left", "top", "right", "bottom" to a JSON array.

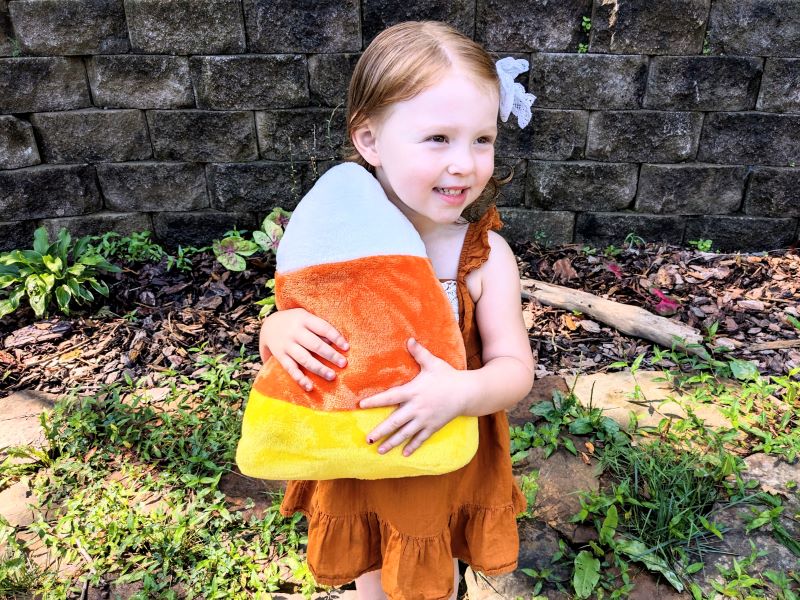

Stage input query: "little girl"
[{"left": 259, "top": 21, "right": 536, "bottom": 600}]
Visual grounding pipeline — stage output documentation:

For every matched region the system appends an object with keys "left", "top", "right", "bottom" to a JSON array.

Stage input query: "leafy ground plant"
[
  {"left": 573, "top": 438, "right": 747, "bottom": 592},
  {"left": 0, "top": 349, "right": 315, "bottom": 598},
  {"left": 213, "top": 208, "right": 291, "bottom": 272},
  {"left": 0, "top": 227, "right": 120, "bottom": 318},
  {"left": 89, "top": 230, "right": 166, "bottom": 264}
]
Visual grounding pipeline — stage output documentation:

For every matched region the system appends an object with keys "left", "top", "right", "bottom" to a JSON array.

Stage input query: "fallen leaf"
[
  {"left": 737, "top": 300, "right": 765, "bottom": 311},
  {"left": 585, "top": 441, "right": 595, "bottom": 454},
  {"left": 650, "top": 288, "right": 680, "bottom": 316},
  {"left": 580, "top": 452, "right": 591, "bottom": 465},
  {"left": 58, "top": 349, "right": 82, "bottom": 362},
  {"left": 562, "top": 314, "right": 578, "bottom": 331},
  {"left": 578, "top": 319, "right": 601, "bottom": 333},
  {"left": 553, "top": 257, "right": 578, "bottom": 282},
  {"left": 606, "top": 262, "right": 623, "bottom": 280}
]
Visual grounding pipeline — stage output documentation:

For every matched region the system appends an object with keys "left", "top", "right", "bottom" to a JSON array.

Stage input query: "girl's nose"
[{"left": 447, "top": 145, "right": 475, "bottom": 175}]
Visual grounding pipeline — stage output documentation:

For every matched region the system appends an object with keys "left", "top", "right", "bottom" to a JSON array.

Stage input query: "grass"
[
  {"left": 0, "top": 348, "right": 315, "bottom": 598},
  {"left": 516, "top": 348, "right": 799, "bottom": 599}
]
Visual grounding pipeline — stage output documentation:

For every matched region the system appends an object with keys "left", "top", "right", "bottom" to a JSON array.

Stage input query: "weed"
[
  {"left": 166, "top": 244, "right": 206, "bottom": 273},
  {"left": 510, "top": 389, "right": 627, "bottom": 462},
  {"left": 3, "top": 348, "right": 313, "bottom": 596},
  {"left": 89, "top": 231, "right": 166, "bottom": 264},
  {"left": 10, "top": 37, "right": 21, "bottom": 57},
  {"left": 623, "top": 232, "right": 646, "bottom": 250},
  {"left": 517, "top": 470, "right": 540, "bottom": 519},
  {"left": 577, "top": 42, "right": 589, "bottom": 53},
  {"left": 574, "top": 439, "right": 747, "bottom": 591},
  {"left": 688, "top": 239, "right": 714, "bottom": 252},
  {"left": 0, "top": 516, "right": 40, "bottom": 596}
]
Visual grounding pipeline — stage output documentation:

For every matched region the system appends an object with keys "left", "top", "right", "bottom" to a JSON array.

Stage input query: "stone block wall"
[{"left": 1, "top": 0, "right": 798, "bottom": 251}]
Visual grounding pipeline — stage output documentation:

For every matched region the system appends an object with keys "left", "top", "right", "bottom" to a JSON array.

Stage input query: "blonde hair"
[{"left": 344, "top": 21, "right": 504, "bottom": 222}]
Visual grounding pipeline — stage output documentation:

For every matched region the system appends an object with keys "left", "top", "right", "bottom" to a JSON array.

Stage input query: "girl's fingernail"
[
  {"left": 326, "top": 371, "right": 335, "bottom": 380},
  {"left": 338, "top": 358, "right": 346, "bottom": 367},
  {"left": 367, "top": 437, "right": 373, "bottom": 444}
]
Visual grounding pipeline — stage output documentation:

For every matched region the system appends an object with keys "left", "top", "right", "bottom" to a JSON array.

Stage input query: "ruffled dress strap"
[{"left": 457, "top": 205, "right": 503, "bottom": 370}]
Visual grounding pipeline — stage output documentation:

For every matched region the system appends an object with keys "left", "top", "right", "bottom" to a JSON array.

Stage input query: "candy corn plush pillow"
[{"left": 236, "top": 162, "right": 478, "bottom": 480}]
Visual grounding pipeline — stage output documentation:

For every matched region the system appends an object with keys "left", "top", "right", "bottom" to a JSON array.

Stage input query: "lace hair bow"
[{"left": 496, "top": 57, "right": 537, "bottom": 129}]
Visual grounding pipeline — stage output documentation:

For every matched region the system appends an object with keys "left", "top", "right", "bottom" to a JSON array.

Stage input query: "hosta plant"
[
  {"left": 0, "top": 227, "right": 121, "bottom": 319},
  {"left": 213, "top": 208, "right": 291, "bottom": 272}
]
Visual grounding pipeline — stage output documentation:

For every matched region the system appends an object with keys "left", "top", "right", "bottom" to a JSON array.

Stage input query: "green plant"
[
  {"left": 510, "top": 390, "right": 628, "bottom": 463},
  {"left": 0, "top": 227, "right": 120, "bottom": 318},
  {"left": 573, "top": 550, "right": 600, "bottom": 599},
  {"left": 581, "top": 15, "right": 592, "bottom": 33},
  {"left": 10, "top": 37, "right": 21, "bottom": 58},
  {"left": 0, "top": 515, "right": 40, "bottom": 596},
  {"left": 603, "top": 244, "right": 622, "bottom": 257},
  {"left": 573, "top": 439, "right": 747, "bottom": 591},
  {"left": 213, "top": 208, "right": 291, "bottom": 272},
  {"left": 623, "top": 232, "right": 646, "bottom": 250},
  {"left": 517, "top": 470, "right": 540, "bottom": 519},
  {"left": 166, "top": 244, "right": 206, "bottom": 273},
  {"left": 12, "top": 347, "right": 315, "bottom": 596},
  {"left": 688, "top": 239, "right": 714, "bottom": 252},
  {"left": 577, "top": 42, "right": 589, "bottom": 53},
  {"left": 255, "top": 278, "right": 277, "bottom": 318},
  {"left": 89, "top": 230, "right": 166, "bottom": 264}
]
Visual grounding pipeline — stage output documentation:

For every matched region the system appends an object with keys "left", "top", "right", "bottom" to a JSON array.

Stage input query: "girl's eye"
[
  {"left": 476, "top": 136, "right": 495, "bottom": 145},
  {"left": 428, "top": 135, "right": 447, "bottom": 143}
]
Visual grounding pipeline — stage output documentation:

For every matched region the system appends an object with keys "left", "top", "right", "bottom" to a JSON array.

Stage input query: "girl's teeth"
[{"left": 437, "top": 188, "right": 462, "bottom": 196}]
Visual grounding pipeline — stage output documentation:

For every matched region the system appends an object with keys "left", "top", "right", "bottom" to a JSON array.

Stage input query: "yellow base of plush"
[{"left": 236, "top": 389, "right": 479, "bottom": 480}]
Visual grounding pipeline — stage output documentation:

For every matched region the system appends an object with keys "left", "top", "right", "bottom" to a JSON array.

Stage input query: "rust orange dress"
[{"left": 279, "top": 207, "right": 526, "bottom": 599}]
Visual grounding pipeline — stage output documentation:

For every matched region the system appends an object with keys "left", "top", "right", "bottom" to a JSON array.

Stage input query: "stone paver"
[
  {"left": 0, "top": 480, "right": 36, "bottom": 527},
  {"left": 569, "top": 371, "right": 730, "bottom": 429},
  {"left": 0, "top": 389, "right": 57, "bottom": 456}
]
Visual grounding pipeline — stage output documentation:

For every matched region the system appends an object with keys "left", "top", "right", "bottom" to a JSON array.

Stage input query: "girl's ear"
[{"left": 351, "top": 122, "right": 381, "bottom": 168}]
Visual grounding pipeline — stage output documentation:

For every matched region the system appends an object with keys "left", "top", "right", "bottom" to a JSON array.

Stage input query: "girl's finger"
[
  {"left": 377, "top": 419, "right": 420, "bottom": 455},
  {"left": 298, "top": 329, "right": 347, "bottom": 368},
  {"left": 288, "top": 344, "right": 337, "bottom": 381},
  {"left": 306, "top": 315, "right": 349, "bottom": 351},
  {"left": 359, "top": 386, "right": 406, "bottom": 409},
  {"left": 366, "top": 408, "right": 412, "bottom": 447},
  {"left": 407, "top": 338, "right": 435, "bottom": 368},
  {"left": 275, "top": 353, "right": 314, "bottom": 392},
  {"left": 402, "top": 428, "right": 433, "bottom": 457}
]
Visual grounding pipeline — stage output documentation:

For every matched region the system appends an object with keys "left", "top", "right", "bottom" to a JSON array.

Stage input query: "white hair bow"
[{"left": 495, "top": 57, "right": 536, "bottom": 129}]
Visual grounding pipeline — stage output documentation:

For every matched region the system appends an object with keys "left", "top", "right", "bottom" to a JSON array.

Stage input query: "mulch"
[{"left": 1, "top": 242, "right": 798, "bottom": 396}]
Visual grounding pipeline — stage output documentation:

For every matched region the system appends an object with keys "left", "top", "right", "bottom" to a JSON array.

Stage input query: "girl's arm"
[
  {"left": 259, "top": 308, "right": 349, "bottom": 392},
  {"left": 359, "top": 232, "right": 534, "bottom": 455},
  {"left": 460, "top": 230, "right": 535, "bottom": 416}
]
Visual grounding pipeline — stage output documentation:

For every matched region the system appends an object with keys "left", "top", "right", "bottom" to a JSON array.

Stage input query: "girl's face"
[{"left": 355, "top": 68, "right": 499, "bottom": 231}]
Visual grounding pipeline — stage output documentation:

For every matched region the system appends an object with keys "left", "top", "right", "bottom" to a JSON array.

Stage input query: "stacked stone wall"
[{"left": 1, "top": 0, "right": 798, "bottom": 251}]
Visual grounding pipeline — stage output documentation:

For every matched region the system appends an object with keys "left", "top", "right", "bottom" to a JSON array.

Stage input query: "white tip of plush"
[{"left": 277, "top": 162, "right": 427, "bottom": 273}]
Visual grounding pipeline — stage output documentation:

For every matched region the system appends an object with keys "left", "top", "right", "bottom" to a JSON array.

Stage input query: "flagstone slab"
[
  {"left": 0, "top": 389, "right": 57, "bottom": 456},
  {"left": 0, "top": 480, "right": 36, "bottom": 527},
  {"left": 568, "top": 371, "right": 730, "bottom": 429}
]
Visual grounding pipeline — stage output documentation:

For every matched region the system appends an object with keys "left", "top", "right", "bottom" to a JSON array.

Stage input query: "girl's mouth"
[{"left": 434, "top": 187, "right": 468, "bottom": 205}]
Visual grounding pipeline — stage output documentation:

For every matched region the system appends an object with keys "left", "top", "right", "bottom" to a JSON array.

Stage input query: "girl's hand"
[
  {"left": 358, "top": 338, "right": 467, "bottom": 457},
  {"left": 259, "top": 308, "right": 349, "bottom": 392}
]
